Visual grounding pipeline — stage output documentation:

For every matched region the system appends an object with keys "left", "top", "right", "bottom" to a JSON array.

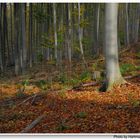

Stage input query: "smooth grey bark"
[
  {"left": 104, "top": 3, "right": 126, "bottom": 90},
  {"left": 0, "top": 4, "right": 3, "bottom": 72},
  {"left": 125, "top": 3, "right": 130, "bottom": 46},
  {"left": 134, "top": 4, "right": 140, "bottom": 43},
  {"left": 53, "top": 3, "right": 58, "bottom": 62},
  {"left": 67, "top": 3, "right": 72, "bottom": 65},
  {"left": 21, "top": 4, "right": 27, "bottom": 73},
  {"left": 10, "top": 4, "right": 14, "bottom": 65},
  {"left": 29, "top": 4, "right": 33, "bottom": 68},
  {"left": 93, "top": 3, "right": 100, "bottom": 56},
  {"left": 2, "top": 4, "right": 7, "bottom": 71},
  {"left": 78, "top": 3, "right": 87, "bottom": 68},
  {"left": 14, "top": 4, "right": 20, "bottom": 75}
]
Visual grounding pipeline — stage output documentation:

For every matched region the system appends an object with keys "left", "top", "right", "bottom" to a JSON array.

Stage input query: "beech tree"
[
  {"left": 104, "top": 3, "right": 126, "bottom": 91},
  {"left": 0, "top": 3, "right": 140, "bottom": 86}
]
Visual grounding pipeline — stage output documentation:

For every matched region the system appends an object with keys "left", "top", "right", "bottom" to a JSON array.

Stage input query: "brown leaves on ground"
[
  {"left": 0, "top": 42, "right": 140, "bottom": 133},
  {"left": 0, "top": 81, "right": 140, "bottom": 133}
]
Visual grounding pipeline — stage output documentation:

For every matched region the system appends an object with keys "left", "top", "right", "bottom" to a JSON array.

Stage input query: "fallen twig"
[
  {"left": 31, "top": 94, "right": 38, "bottom": 105},
  {"left": 71, "top": 74, "right": 140, "bottom": 90},
  {"left": 124, "top": 74, "right": 140, "bottom": 79},
  {"left": 17, "top": 95, "right": 35, "bottom": 107},
  {"left": 21, "top": 114, "right": 46, "bottom": 133},
  {"left": 72, "top": 81, "right": 99, "bottom": 90}
]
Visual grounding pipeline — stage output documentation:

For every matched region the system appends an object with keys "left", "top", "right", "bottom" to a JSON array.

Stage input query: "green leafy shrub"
[
  {"left": 69, "top": 78, "right": 81, "bottom": 87},
  {"left": 21, "top": 79, "right": 29, "bottom": 87},
  {"left": 58, "top": 73, "right": 68, "bottom": 84},
  {"left": 79, "top": 71, "right": 91, "bottom": 82},
  {"left": 120, "top": 63, "right": 136, "bottom": 75},
  {"left": 37, "top": 80, "right": 47, "bottom": 90}
]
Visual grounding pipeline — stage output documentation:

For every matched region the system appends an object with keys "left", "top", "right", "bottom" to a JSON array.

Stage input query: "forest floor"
[{"left": 0, "top": 43, "right": 140, "bottom": 133}]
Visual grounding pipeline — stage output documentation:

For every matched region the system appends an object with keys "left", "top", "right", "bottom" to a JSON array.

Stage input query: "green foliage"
[
  {"left": 37, "top": 52, "right": 44, "bottom": 62},
  {"left": 41, "top": 26, "right": 65, "bottom": 51},
  {"left": 41, "top": 33, "right": 54, "bottom": 49},
  {"left": 33, "top": 5, "right": 48, "bottom": 23},
  {"left": 58, "top": 73, "right": 68, "bottom": 84},
  {"left": 56, "top": 123, "right": 70, "bottom": 131},
  {"left": 92, "top": 63, "right": 98, "bottom": 71},
  {"left": 69, "top": 78, "right": 81, "bottom": 87},
  {"left": 21, "top": 79, "right": 29, "bottom": 87},
  {"left": 120, "top": 63, "right": 136, "bottom": 75},
  {"left": 37, "top": 80, "right": 47, "bottom": 90},
  {"left": 79, "top": 71, "right": 91, "bottom": 82},
  {"left": 132, "top": 100, "right": 140, "bottom": 108},
  {"left": 75, "top": 112, "right": 87, "bottom": 118}
]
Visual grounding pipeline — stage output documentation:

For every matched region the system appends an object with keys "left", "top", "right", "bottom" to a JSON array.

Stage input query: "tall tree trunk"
[
  {"left": 104, "top": 3, "right": 126, "bottom": 91},
  {"left": 0, "top": 4, "right": 3, "bottom": 73},
  {"left": 125, "top": 3, "right": 130, "bottom": 46},
  {"left": 93, "top": 3, "right": 100, "bottom": 56},
  {"left": 134, "top": 4, "right": 140, "bottom": 43},
  {"left": 10, "top": 4, "right": 14, "bottom": 65},
  {"left": 53, "top": 3, "right": 58, "bottom": 63},
  {"left": 67, "top": 3, "right": 72, "bottom": 66},
  {"left": 21, "top": 4, "right": 27, "bottom": 73},
  {"left": 14, "top": 4, "right": 20, "bottom": 75},
  {"left": 29, "top": 4, "right": 33, "bottom": 68},
  {"left": 78, "top": 3, "right": 87, "bottom": 68}
]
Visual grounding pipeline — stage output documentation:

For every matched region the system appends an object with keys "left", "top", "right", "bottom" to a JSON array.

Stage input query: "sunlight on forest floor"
[{"left": 0, "top": 43, "right": 140, "bottom": 133}]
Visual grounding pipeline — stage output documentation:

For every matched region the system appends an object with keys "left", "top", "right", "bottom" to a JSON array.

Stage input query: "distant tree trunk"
[
  {"left": 14, "top": 4, "right": 20, "bottom": 75},
  {"left": 53, "top": 3, "right": 58, "bottom": 62},
  {"left": 0, "top": 4, "right": 3, "bottom": 73},
  {"left": 21, "top": 4, "right": 27, "bottom": 73},
  {"left": 1, "top": 4, "right": 7, "bottom": 72},
  {"left": 125, "top": 3, "right": 130, "bottom": 46},
  {"left": 10, "top": 4, "right": 14, "bottom": 65},
  {"left": 134, "top": 4, "right": 140, "bottom": 43},
  {"left": 78, "top": 3, "right": 87, "bottom": 68},
  {"left": 67, "top": 3, "right": 72, "bottom": 66},
  {"left": 104, "top": 3, "right": 126, "bottom": 91},
  {"left": 93, "top": 3, "right": 100, "bottom": 56},
  {"left": 29, "top": 4, "right": 33, "bottom": 68}
]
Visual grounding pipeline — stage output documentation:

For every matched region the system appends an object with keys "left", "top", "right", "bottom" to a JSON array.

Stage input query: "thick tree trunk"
[{"left": 104, "top": 3, "right": 126, "bottom": 91}]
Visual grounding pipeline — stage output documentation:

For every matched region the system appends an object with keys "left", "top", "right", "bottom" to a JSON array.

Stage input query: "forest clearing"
[{"left": 0, "top": 3, "right": 140, "bottom": 133}]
